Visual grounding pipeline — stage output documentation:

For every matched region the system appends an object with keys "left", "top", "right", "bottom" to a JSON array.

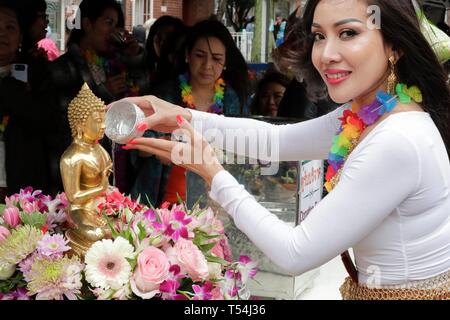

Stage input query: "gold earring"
[{"left": 387, "top": 56, "right": 397, "bottom": 95}]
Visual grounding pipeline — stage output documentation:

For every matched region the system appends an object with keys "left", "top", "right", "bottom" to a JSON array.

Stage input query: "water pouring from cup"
[{"left": 105, "top": 100, "right": 146, "bottom": 144}]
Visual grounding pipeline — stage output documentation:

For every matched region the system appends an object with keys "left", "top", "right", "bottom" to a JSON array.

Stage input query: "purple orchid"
[
  {"left": 153, "top": 210, "right": 192, "bottom": 241},
  {"left": 167, "top": 210, "right": 192, "bottom": 241},
  {"left": 192, "top": 282, "right": 213, "bottom": 300},
  {"left": 237, "top": 256, "right": 259, "bottom": 283},
  {"left": 223, "top": 269, "right": 242, "bottom": 297},
  {"left": 143, "top": 209, "right": 157, "bottom": 222},
  {"left": 159, "top": 280, "right": 186, "bottom": 300},
  {"left": 159, "top": 265, "right": 188, "bottom": 300}
]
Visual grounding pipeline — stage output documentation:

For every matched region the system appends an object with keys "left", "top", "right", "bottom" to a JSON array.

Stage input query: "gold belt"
[{"left": 340, "top": 270, "right": 450, "bottom": 300}]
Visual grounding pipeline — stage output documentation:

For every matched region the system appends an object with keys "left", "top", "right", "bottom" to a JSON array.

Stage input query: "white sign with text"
[{"left": 298, "top": 160, "right": 324, "bottom": 223}]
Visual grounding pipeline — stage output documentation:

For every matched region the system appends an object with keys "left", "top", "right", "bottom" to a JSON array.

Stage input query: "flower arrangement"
[
  {"left": 179, "top": 73, "right": 225, "bottom": 114},
  {"left": 0, "top": 188, "right": 258, "bottom": 300}
]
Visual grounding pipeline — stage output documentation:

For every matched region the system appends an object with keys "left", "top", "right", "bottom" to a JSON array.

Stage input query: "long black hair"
[
  {"left": 145, "top": 15, "right": 185, "bottom": 72},
  {"left": 281, "top": 0, "right": 449, "bottom": 155},
  {"left": 181, "top": 19, "right": 250, "bottom": 112},
  {"left": 67, "top": 0, "right": 124, "bottom": 47},
  {"left": 16, "top": 0, "right": 46, "bottom": 53}
]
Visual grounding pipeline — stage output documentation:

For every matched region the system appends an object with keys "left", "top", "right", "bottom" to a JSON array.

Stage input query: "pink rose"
[
  {"left": 130, "top": 247, "right": 170, "bottom": 299},
  {"left": 173, "top": 238, "right": 209, "bottom": 281},
  {"left": 0, "top": 226, "right": 10, "bottom": 242},
  {"left": 220, "top": 237, "right": 233, "bottom": 262},
  {"left": 3, "top": 207, "right": 20, "bottom": 227},
  {"left": 211, "top": 241, "right": 225, "bottom": 259}
]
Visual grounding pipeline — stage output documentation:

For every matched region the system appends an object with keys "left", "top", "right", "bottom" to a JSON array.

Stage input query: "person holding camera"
[{"left": 0, "top": 0, "right": 50, "bottom": 199}]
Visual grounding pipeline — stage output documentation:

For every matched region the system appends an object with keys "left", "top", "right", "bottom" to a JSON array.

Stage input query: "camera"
[
  {"left": 11, "top": 64, "right": 28, "bottom": 83},
  {"left": 14, "top": 64, "right": 26, "bottom": 71}
]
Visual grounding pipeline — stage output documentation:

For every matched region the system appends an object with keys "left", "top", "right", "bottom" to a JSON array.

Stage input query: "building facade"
[
  {"left": 45, "top": 0, "right": 216, "bottom": 51},
  {"left": 124, "top": 0, "right": 215, "bottom": 29}
]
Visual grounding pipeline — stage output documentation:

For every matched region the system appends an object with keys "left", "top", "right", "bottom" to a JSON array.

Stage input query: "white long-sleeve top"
[{"left": 189, "top": 107, "right": 450, "bottom": 286}]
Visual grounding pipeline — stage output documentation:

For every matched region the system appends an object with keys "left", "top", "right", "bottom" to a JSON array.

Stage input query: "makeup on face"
[{"left": 310, "top": 0, "right": 392, "bottom": 104}]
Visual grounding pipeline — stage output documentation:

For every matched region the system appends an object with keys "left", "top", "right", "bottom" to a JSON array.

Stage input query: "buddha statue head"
[{"left": 68, "top": 83, "right": 106, "bottom": 143}]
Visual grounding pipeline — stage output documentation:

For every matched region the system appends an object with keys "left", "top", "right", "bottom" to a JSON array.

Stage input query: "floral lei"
[
  {"left": 0, "top": 115, "right": 9, "bottom": 134},
  {"left": 325, "top": 83, "right": 423, "bottom": 192},
  {"left": 179, "top": 73, "right": 225, "bottom": 114},
  {"left": 82, "top": 49, "right": 140, "bottom": 97}
]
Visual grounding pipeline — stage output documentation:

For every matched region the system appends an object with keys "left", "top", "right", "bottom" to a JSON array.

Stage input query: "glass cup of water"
[{"left": 105, "top": 100, "right": 146, "bottom": 144}]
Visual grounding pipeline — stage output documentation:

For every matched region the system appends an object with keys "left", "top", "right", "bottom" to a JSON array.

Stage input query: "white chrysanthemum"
[
  {"left": 0, "top": 225, "right": 43, "bottom": 266},
  {"left": 0, "top": 262, "right": 16, "bottom": 280},
  {"left": 84, "top": 237, "right": 135, "bottom": 290},
  {"left": 27, "top": 256, "right": 83, "bottom": 300}
]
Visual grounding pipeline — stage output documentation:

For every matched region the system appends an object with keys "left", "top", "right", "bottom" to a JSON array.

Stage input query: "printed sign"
[{"left": 298, "top": 160, "right": 324, "bottom": 223}]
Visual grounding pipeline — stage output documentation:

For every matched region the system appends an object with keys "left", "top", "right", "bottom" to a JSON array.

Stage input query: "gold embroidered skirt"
[{"left": 340, "top": 269, "right": 450, "bottom": 300}]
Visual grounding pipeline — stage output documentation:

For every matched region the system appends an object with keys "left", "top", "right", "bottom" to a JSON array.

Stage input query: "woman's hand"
[
  {"left": 123, "top": 115, "right": 224, "bottom": 186},
  {"left": 119, "top": 95, "right": 193, "bottom": 133}
]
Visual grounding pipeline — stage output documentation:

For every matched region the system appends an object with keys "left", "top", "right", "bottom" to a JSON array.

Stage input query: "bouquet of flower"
[{"left": 0, "top": 188, "right": 258, "bottom": 300}]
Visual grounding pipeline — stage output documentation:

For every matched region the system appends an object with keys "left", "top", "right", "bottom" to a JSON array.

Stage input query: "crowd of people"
[{"left": 0, "top": 0, "right": 325, "bottom": 206}]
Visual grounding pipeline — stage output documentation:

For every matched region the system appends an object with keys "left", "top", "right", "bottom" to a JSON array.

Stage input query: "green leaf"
[
  {"left": 194, "top": 230, "right": 221, "bottom": 241},
  {"left": 193, "top": 233, "right": 221, "bottom": 248},
  {"left": 191, "top": 195, "right": 204, "bottom": 214},
  {"left": 0, "top": 204, "right": 6, "bottom": 214},
  {"left": 137, "top": 222, "right": 147, "bottom": 241},
  {"left": 205, "top": 254, "right": 229, "bottom": 265},
  {"left": 177, "top": 290, "right": 193, "bottom": 300},
  {"left": 126, "top": 257, "right": 137, "bottom": 270},
  {"left": 123, "top": 229, "right": 133, "bottom": 244},
  {"left": 176, "top": 193, "right": 188, "bottom": 213},
  {"left": 199, "top": 242, "right": 216, "bottom": 253},
  {"left": 144, "top": 194, "right": 156, "bottom": 211},
  {"left": 0, "top": 271, "right": 26, "bottom": 293},
  {"left": 19, "top": 212, "right": 47, "bottom": 228},
  {"left": 103, "top": 213, "right": 120, "bottom": 239}
]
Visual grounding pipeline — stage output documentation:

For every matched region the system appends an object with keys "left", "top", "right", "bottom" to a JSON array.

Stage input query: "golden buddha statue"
[{"left": 60, "top": 83, "right": 114, "bottom": 257}]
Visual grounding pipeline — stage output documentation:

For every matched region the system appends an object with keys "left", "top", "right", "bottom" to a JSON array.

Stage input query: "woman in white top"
[{"left": 121, "top": 0, "right": 450, "bottom": 299}]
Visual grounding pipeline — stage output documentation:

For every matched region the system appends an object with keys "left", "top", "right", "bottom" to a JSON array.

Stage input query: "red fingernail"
[
  {"left": 137, "top": 123, "right": 148, "bottom": 131},
  {"left": 129, "top": 140, "right": 137, "bottom": 144},
  {"left": 176, "top": 115, "right": 184, "bottom": 125},
  {"left": 122, "top": 146, "right": 132, "bottom": 150}
]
